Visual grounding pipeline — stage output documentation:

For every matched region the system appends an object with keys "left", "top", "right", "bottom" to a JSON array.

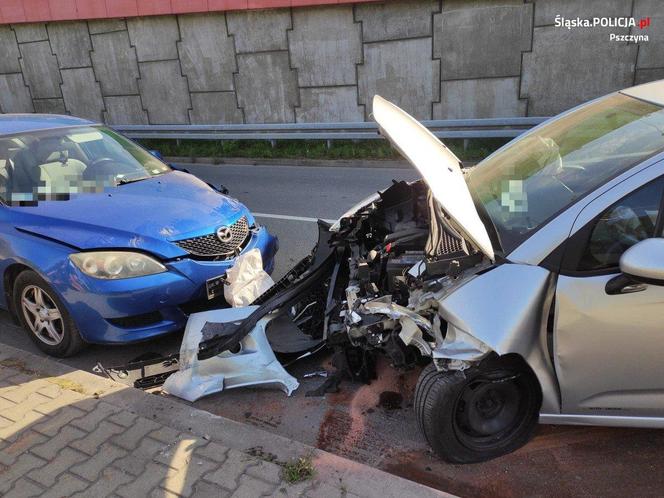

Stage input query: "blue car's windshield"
[
  {"left": 466, "top": 93, "right": 664, "bottom": 254},
  {"left": 0, "top": 126, "right": 171, "bottom": 204}
]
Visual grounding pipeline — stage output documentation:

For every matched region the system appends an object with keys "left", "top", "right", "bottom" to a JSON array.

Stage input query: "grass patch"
[
  {"left": 137, "top": 138, "right": 507, "bottom": 162},
  {"left": 281, "top": 456, "right": 316, "bottom": 484}
]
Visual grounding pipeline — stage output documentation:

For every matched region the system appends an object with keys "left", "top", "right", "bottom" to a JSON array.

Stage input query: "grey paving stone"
[
  {"left": 71, "top": 443, "right": 128, "bottom": 481},
  {"left": 27, "top": 447, "right": 88, "bottom": 487},
  {"left": 71, "top": 420, "right": 125, "bottom": 455},
  {"left": 31, "top": 425, "right": 86, "bottom": 460}
]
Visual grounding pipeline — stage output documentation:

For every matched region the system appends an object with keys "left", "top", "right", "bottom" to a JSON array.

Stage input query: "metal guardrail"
[{"left": 113, "top": 117, "right": 550, "bottom": 142}]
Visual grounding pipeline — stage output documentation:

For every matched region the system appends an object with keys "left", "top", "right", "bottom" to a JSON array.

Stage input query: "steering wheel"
[
  {"left": 89, "top": 157, "right": 116, "bottom": 169},
  {"left": 83, "top": 157, "right": 118, "bottom": 180}
]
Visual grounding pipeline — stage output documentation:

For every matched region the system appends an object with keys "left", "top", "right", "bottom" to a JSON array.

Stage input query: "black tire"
[
  {"left": 13, "top": 270, "right": 85, "bottom": 357},
  {"left": 415, "top": 356, "right": 542, "bottom": 463}
]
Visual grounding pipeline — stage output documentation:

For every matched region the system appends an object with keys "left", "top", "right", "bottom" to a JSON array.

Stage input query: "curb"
[
  {"left": 1, "top": 343, "right": 453, "bottom": 498},
  {"left": 164, "top": 156, "right": 413, "bottom": 169}
]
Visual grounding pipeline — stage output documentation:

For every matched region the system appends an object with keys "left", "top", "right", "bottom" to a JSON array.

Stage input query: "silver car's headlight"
[{"left": 69, "top": 251, "right": 166, "bottom": 279}]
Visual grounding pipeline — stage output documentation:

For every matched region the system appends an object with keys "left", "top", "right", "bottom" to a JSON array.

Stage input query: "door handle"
[{"left": 605, "top": 274, "right": 647, "bottom": 295}]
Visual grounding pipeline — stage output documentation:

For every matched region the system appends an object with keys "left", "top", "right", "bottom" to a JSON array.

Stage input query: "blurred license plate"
[{"left": 206, "top": 275, "right": 226, "bottom": 300}]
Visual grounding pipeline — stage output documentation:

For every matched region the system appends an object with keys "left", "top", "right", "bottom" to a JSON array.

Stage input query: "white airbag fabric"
[{"left": 224, "top": 248, "right": 274, "bottom": 307}]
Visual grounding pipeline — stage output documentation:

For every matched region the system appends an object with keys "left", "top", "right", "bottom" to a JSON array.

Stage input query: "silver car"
[{"left": 118, "top": 80, "right": 664, "bottom": 463}]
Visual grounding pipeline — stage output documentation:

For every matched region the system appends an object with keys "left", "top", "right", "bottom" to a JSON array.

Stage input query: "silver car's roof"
[{"left": 620, "top": 79, "right": 664, "bottom": 107}]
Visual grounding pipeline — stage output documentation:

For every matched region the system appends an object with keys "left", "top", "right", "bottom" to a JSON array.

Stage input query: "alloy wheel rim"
[{"left": 20, "top": 285, "right": 64, "bottom": 346}]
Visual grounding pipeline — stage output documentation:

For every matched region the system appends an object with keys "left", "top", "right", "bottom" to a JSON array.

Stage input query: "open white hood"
[{"left": 372, "top": 95, "right": 495, "bottom": 261}]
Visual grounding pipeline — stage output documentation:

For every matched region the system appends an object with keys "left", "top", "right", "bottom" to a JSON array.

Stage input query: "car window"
[
  {"left": 0, "top": 126, "right": 170, "bottom": 204},
  {"left": 577, "top": 177, "right": 664, "bottom": 271},
  {"left": 467, "top": 93, "right": 664, "bottom": 255}
]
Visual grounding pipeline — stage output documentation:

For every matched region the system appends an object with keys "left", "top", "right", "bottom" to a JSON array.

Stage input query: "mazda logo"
[{"left": 216, "top": 226, "right": 233, "bottom": 243}]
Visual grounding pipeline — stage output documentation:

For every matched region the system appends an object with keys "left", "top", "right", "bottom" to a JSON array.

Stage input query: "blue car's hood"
[{"left": 9, "top": 171, "right": 250, "bottom": 259}]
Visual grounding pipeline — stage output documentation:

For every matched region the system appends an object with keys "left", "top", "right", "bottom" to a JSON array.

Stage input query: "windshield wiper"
[{"left": 116, "top": 176, "right": 150, "bottom": 186}]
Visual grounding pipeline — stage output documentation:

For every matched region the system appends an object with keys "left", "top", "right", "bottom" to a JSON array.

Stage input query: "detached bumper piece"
[
  {"left": 162, "top": 306, "right": 299, "bottom": 402},
  {"left": 93, "top": 352, "right": 180, "bottom": 389}
]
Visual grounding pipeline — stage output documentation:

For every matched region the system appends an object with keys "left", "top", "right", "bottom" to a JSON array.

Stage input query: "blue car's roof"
[{"left": 0, "top": 114, "right": 97, "bottom": 136}]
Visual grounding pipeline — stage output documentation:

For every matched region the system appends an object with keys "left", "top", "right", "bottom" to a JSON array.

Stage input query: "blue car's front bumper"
[{"left": 57, "top": 227, "right": 278, "bottom": 344}]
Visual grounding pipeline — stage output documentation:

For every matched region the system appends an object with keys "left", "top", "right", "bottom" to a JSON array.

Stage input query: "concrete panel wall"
[
  {"left": 434, "top": 77, "right": 526, "bottom": 119},
  {"left": 19, "top": 41, "right": 62, "bottom": 99},
  {"left": 227, "top": 9, "right": 291, "bottom": 53},
  {"left": 2, "top": 1, "right": 663, "bottom": 122},
  {"left": 289, "top": 6, "right": 362, "bottom": 87},
  {"left": 61, "top": 68, "right": 105, "bottom": 122},
  {"left": 434, "top": 4, "right": 532, "bottom": 80},
  {"left": 138, "top": 60, "right": 192, "bottom": 124},
  {"left": 127, "top": 16, "right": 180, "bottom": 62},
  {"left": 235, "top": 52, "right": 298, "bottom": 123},
  {"left": 359, "top": 38, "right": 439, "bottom": 120},
  {"left": 0, "top": 26, "right": 21, "bottom": 73},
  {"left": 521, "top": 23, "right": 637, "bottom": 115},
  {"left": 355, "top": 0, "right": 438, "bottom": 42},
  {"left": 0, "top": 74, "right": 33, "bottom": 113},
  {"left": 90, "top": 30, "right": 140, "bottom": 96},
  {"left": 296, "top": 87, "right": 364, "bottom": 122},
  {"left": 178, "top": 14, "right": 236, "bottom": 92},
  {"left": 48, "top": 22, "right": 92, "bottom": 68}
]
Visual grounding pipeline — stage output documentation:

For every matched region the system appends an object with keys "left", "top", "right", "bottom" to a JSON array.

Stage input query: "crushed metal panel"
[
  {"left": 437, "top": 263, "right": 560, "bottom": 413},
  {"left": 163, "top": 306, "right": 299, "bottom": 402}
]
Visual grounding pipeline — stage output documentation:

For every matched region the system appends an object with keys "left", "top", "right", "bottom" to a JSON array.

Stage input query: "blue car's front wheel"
[{"left": 14, "top": 270, "right": 85, "bottom": 357}]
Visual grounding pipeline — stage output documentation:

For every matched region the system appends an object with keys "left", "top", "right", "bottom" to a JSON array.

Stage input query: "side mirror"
[
  {"left": 619, "top": 238, "right": 664, "bottom": 285},
  {"left": 148, "top": 149, "right": 164, "bottom": 160}
]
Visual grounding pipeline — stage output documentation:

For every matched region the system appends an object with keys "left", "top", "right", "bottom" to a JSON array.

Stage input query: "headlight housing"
[
  {"left": 329, "top": 191, "right": 381, "bottom": 232},
  {"left": 69, "top": 251, "right": 166, "bottom": 279}
]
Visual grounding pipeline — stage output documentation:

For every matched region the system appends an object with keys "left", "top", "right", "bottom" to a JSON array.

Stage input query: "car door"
[{"left": 554, "top": 172, "right": 664, "bottom": 416}]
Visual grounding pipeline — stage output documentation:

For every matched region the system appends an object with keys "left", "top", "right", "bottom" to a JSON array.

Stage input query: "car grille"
[{"left": 174, "top": 216, "right": 250, "bottom": 258}]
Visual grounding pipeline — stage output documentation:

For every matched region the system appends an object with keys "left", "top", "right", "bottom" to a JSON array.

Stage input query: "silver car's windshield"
[
  {"left": 466, "top": 93, "right": 664, "bottom": 254},
  {"left": 0, "top": 126, "right": 171, "bottom": 204}
]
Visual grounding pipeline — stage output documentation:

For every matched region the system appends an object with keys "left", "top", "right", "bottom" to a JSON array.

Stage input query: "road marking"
[{"left": 253, "top": 212, "right": 336, "bottom": 224}]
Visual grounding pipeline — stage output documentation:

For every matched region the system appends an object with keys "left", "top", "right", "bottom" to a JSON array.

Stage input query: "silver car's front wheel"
[
  {"left": 21, "top": 285, "right": 64, "bottom": 346},
  {"left": 13, "top": 270, "right": 85, "bottom": 357}
]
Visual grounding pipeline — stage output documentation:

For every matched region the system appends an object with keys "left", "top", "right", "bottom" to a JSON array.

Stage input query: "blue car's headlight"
[{"left": 69, "top": 251, "right": 167, "bottom": 279}]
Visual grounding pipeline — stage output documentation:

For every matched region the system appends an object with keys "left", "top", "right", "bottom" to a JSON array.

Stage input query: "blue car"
[{"left": 0, "top": 114, "right": 278, "bottom": 357}]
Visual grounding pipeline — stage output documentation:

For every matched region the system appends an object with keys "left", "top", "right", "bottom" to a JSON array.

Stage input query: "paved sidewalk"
[{"left": 0, "top": 345, "right": 450, "bottom": 498}]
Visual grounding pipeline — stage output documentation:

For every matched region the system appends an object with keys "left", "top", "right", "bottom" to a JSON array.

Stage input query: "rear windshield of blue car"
[{"left": 0, "top": 126, "right": 171, "bottom": 204}]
